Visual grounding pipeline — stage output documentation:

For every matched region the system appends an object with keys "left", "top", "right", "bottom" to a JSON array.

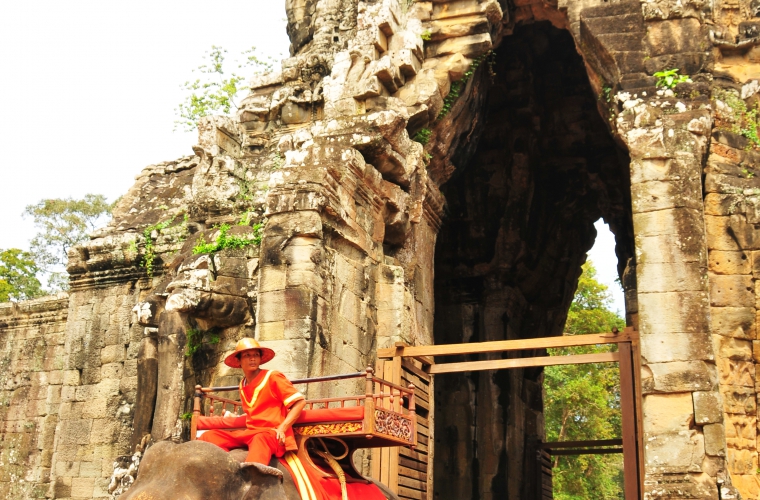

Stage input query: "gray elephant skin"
[{"left": 119, "top": 440, "right": 398, "bottom": 500}]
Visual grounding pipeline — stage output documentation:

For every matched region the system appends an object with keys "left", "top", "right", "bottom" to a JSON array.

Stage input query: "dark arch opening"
[{"left": 432, "top": 22, "right": 634, "bottom": 498}]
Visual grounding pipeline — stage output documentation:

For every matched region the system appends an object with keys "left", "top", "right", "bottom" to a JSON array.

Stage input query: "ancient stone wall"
[
  {"left": 0, "top": 295, "right": 68, "bottom": 499},
  {"left": 2, "top": 0, "right": 760, "bottom": 498},
  {"left": 704, "top": 107, "right": 760, "bottom": 496}
]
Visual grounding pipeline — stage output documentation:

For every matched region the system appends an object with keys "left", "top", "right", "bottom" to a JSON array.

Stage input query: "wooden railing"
[{"left": 190, "top": 367, "right": 417, "bottom": 447}]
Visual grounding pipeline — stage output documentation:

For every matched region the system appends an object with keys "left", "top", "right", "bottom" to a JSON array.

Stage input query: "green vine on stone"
[
  {"left": 653, "top": 68, "right": 690, "bottom": 89},
  {"left": 713, "top": 88, "right": 760, "bottom": 150},
  {"left": 272, "top": 152, "right": 284, "bottom": 170},
  {"left": 142, "top": 216, "right": 177, "bottom": 277},
  {"left": 413, "top": 128, "right": 432, "bottom": 145},
  {"left": 185, "top": 326, "right": 220, "bottom": 357},
  {"left": 420, "top": 30, "right": 432, "bottom": 41},
  {"left": 437, "top": 51, "right": 492, "bottom": 120},
  {"left": 192, "top": 221, "right": 265, "bottom": 255}
]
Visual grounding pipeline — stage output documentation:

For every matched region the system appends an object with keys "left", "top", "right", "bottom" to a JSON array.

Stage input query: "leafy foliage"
[
  {"left": 713, "top": 88, "right": 760, "bottom": 150},
  {"left": 141, "top": 216, "right": 180, "bottom": 277},
  {"left": 413, "top": 128, "right": 432, "bottom": 145},
  {"left": 653, "top": 68, "right": 690, "bottom": 89},
  {"left": 24, "top": 195, "right": 114, "bottom": 291},
  {"left": 545, "top": 262, "right": 625, "bottom": 499},
  {"left": 0, "top": 248, "right": 44, "bottom": 302},
  {"left": 175, "top": 46, "right": 274, "bottom": 131},
  {"left": 420, "top": 30, "right": 432, "bottom": 41},
  {"left": 437, "top": 51, "right": 492, "bottom": 120},
  {"left": 185, "top": 327, "right": 220, "bottom": 357},
  {"left": 192, "top": 222, "right": 264, "bottom": 255}
]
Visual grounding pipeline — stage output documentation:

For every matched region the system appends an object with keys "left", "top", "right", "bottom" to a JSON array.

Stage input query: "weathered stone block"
[
  {"left": 78, "top": 460, "right": 101, "bottom": 478},
  {"left": 709, "top": 275, "right": 754, "bottom": 307},
  {"left": 630, "top": 157, "right": 684, "bottom": 183},
  {"left": 58, "top": 420, "right": 92, "bottom": 445},
  {"left": 337, "top": 288, "right": 365, "bottom": 327},
  {"left": 731, "top": 475, "right": 760, "bottom": 498},
  {"left": 119, "top": 375, "right": 138, "bottom": 396},
  {"left": 70, "top": 476, "right": 95, "bottom": 498},
  {"left": 335, "top": 255, "right": 367, "bottom": 295},
  {"left": 727, "top": 448, "right": 758, "bottom": 475},
  {"left": 54, "top": 461, "right": 80, "bottom": 477},
  {"left": 123, "top": 359, "right": 137, "bottom": 378},
  {"left": 258, "top": 339, "right": 312, "bottom": 379},
  {"left": 704, "top": 423, "right": 727, "bottom": 457},
  {"left": 643, "top": 393, "right": 694, "bottom": 433},
  {"left": 258, "top": 266, "right": 287, "bottom": 293},
  {"left": 721, "top": 386, "right": 756, "bottom": 415},
  {"left": 637, "top": 261, "right": 706, "bottom": 293},
  {"left": 714, "top": 335, "right": 752, "bottom": 361},
  {"left": 705, "top": 215, "right": 741, "bottom": 251},
  {"left": 81, "top": 398, "right": 108, "bottom": 420},
  {"left": 704, "top": 193, "right": 743, "bottom": 216},
  {"left": 725, "top": 413, "right": 757, "bottom": 449},
  {"left": 708, "top": 251, "right": 750, "bottom": 276},
  {"left": 717, "top": 358, "right": 755, "bottom": 387},
  {"left": 429, "top": 14, "right": 489, "bottom": 42},
  {"left": 286, "top": 267, "right": 322, "bottom": 294},
  {"left": 62, "top": 370, "right": 80, "bottom": 386},
  {"left": 100, "top": 363, "right": 122, "bottom": 381},
  {"left": 693, "top": 391, "right": 723, "bottom": 424},
  {"left": 209, "top": 276, "right": 249, "bottom": 296},
  {"left": 257, "top": 288, "right": 316, "bottom": 323},
  {"left": 638, "top": 291, "right": 709, "bottom": 335},
  {"left": 636, "top": 232, "right": 706, "bottom": 265},
  {"left": 90, "top": 419, "right": 119, "bottom": 445},
  {"left": 425, "top": 33, "right": 492, "bottom": 59},
  {"left": 258, "top": 321, "right": 285, "bottom": 341},
  {"left": 646, "top": 361, "right": 715, "bottom": 393},
  {"left": 641, "top": 331, "right": 713, "bottom": 363},
  {"left": 631, "top": 178, "right": 702, "bottom": 213},
  {"left": 710, "top": 307, "right": 755, "bottom": 338},
  {"left": 282, "top": 319, "right": 318, "bottom": 341},
  {"left": 644, "top": 429, "right": 705, "bottom": 473},
  {"left": 212, "top": 255, "right": 247, "bottom": 278}
]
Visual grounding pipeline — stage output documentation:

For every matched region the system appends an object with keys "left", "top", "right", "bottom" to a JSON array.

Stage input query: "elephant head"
[
  {"left": 119, "top": 440, "right": 399, "bottom": 500},
  {"left": 119, "top": 441, "right": 297, "bottom": 500}
]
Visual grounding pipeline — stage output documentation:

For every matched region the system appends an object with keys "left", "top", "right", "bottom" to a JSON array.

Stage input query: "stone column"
[{"left": 620, "top": 101, "right": 734, "bottom": 497}]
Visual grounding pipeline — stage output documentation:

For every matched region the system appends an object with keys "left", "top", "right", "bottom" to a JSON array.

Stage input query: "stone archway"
[{"left": 431, "top": 22, "right": 635, "bottom": 499}]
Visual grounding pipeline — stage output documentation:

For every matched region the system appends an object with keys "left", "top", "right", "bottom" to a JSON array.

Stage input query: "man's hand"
[
  {"left": 275, "top": 426, "right": 286, "bottom": 445},
  {"left": 274, "top": 399, "right": 306, "bottom": 446}
]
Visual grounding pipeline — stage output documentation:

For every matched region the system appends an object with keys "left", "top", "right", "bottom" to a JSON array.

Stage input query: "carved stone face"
[
  {"left": 752, "top": 0, "right": 760, "bottom": 18},
  {"left": 134, "top": 229, "right": 258, "bottom": 333}
]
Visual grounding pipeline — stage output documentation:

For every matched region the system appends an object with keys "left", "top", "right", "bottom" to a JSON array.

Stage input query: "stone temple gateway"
[{"left": 2, "top": 0, "right": 760, "bottom": 497}]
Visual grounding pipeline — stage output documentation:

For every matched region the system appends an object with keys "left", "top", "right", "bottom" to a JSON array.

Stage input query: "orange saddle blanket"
[{"left": 279, "top": 452, "right": 387, "bottom": 500}]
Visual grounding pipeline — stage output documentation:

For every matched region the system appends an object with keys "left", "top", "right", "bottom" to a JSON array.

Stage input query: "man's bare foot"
[{"left": 240, "top": 462, "right": 284, "bottom": 478}]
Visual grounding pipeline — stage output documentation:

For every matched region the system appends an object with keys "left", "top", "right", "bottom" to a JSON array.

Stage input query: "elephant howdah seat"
[{"left": 190, "top": 367, "right": 417, "bottom": 451}]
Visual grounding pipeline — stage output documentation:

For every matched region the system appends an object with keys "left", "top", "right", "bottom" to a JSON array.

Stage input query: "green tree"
[
  {"left": 24, "top": 194, "right": 114, "bottom": 291},
  {"left": 0, "top": 248, "right": 44, "bottom": 302},
  {"left": 545, "top": 261, "right": 626, "bottom": 500},
  {"left": 175, "top": 45, "right": 274, "bottom": 131}
]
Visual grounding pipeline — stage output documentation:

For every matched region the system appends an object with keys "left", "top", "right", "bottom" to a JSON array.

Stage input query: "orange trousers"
[{"left": 198, "top": 429, "right": 285, "bottom": 464}]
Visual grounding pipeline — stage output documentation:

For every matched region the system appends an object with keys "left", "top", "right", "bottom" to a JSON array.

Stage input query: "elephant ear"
[{"left": 240, "top": 462, "right": 288, "bottom": 500}]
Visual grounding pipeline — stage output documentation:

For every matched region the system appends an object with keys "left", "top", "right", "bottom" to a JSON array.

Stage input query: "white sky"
[
  {"left": 0, "top": 0, "right": 290, "bottom": 250},
  {"left": 0, "top": 1, "right": 625, "bottom": 315},
  {"left": 589, "top": 219, "right": 625, "bottom": 316}
]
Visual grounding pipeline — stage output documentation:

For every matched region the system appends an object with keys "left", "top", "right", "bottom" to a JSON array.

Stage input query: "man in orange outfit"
[{"left": 198, "top": 338, "right": 306, "bottom": 467}]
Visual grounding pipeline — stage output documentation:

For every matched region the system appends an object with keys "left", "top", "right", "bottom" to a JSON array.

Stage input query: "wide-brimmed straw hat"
[{"left": 224, "top": 338, "right": 275, "bottom": 368}]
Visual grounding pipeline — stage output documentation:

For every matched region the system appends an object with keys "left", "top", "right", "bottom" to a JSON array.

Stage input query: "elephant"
[{"left": 119, "top": 440, "right": 398, "bottom": 500}]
